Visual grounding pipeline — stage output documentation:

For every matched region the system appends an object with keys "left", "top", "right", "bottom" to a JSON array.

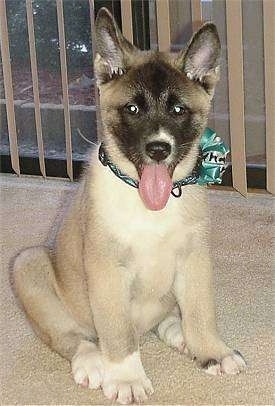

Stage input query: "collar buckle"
[{"left": 171, "top": 183, "right": 182, "bottom": 198}]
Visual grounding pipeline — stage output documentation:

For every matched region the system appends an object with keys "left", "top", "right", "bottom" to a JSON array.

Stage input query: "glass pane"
[
  {"left": 3, "top": 0, "right": 40, "bottom": 161},
  {"left": 63, "top": 0, "right": 97, "bottom": 162},
  {"left": 32, "top": 0, "right": 65, "bottom": 161},
  {"left": 0, "top": 0, "right": 99, "bottom": 170}
]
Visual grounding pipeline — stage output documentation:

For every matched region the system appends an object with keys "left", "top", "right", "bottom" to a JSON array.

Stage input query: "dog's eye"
[
  {"left": 172, "top": 105, "right": 185, "bottom": 115},
  {"left": 125, "top": 104, "right": 139, "bottom": 115}
]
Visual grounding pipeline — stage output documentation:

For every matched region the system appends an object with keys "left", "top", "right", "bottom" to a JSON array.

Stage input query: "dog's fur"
[{"left": 14, "top": 8, "right": 246, "bottom": 404}]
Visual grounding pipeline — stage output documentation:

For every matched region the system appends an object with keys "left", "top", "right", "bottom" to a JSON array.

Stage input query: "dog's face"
[{"left": 95, "top": 8, "right": 221, "bottom": 210}]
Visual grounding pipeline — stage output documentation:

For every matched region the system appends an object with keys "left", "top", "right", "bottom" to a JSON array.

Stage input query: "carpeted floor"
[{"left": 0, "top": 174, "right": 274, "bottom": 405}]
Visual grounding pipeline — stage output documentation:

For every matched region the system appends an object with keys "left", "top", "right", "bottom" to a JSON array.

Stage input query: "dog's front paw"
[
  {"left": 72, "top": 341, "right": 104, "bottom": 389},
  {"left": 202, "top": 350, "right": 247, "bottom": 376},
  {"left": 102, "top": 351, "right": 153, "bottom": 404},
  {"left": 103, "top": 377, "right": 153, "bottom": 404}
]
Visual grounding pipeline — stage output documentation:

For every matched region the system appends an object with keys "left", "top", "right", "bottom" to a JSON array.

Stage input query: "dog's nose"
[{"left": 145, "top": 141, "right": 171, "bottom": 162}]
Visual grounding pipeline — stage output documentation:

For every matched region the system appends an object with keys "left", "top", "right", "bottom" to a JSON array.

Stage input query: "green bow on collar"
[{"left": 197, "top": 127, "right": 229, "bottom": 185}]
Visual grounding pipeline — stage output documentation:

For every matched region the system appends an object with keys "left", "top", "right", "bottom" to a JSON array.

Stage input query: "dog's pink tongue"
[{"left": 139, "top": 164, "right": 172, "bottom": 211}]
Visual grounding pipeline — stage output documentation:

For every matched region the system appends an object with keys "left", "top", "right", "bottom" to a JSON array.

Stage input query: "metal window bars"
[{"left": 0, "top": 0, "right": 274, "bottom": 194}]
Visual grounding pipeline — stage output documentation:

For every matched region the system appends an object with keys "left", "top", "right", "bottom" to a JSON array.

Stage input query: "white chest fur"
[
  {"left": 92, "top": 158, "right": 190, "bottom": 242},
  {"left": 88, "top": 155, "right": 206, "bottom": 332},
  {"left": 91, "top": 157, "right": 196, "bottom": 288}
]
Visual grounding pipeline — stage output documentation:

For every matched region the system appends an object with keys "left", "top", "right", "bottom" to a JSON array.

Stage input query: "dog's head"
[{"left": 95, "top": 8, "right": 221, "bottom": 210}]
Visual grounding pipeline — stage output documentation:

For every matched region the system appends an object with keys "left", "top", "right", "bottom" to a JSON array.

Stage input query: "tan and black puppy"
[{"left": 14, "top": 8, "right": 246, "bottom": 404}]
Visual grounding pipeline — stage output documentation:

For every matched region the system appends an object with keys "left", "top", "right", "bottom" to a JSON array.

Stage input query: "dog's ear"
[
  {"left": 95, "top": 7, "right": 137, "bottom": 85},
  {"left": 176, "top": 23, "right": 221, "bottom": 96}
]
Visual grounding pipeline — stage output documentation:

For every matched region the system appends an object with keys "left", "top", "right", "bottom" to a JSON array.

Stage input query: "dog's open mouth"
[{"left": 138, "top": 163, "right": 173, "bottom": 211}]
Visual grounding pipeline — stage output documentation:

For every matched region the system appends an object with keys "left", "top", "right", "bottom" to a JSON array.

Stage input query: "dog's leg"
[
  {"left": 87, "top": 262, "right": 153, "bottom": 404},
  {"left": 13, "top": 246, "right": 104, "bottom": 389},
  {"left": 174, "top": 250, "right": 247, "bottom": 375}
]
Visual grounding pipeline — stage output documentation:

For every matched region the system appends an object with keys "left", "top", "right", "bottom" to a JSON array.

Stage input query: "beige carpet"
[{"left": 0, "top": 174, "right": 274, "bottom": 405}]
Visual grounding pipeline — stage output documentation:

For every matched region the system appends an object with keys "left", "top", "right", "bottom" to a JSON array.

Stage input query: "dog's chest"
[
  {"left": 103, "top": 191, "right": 189, "bottom": 297},
  {"left": 130, "top": 245, "right": 178, "bottom": 297},
  {"left": 93, "top": 167, "right": 194, "bottom": 295}
]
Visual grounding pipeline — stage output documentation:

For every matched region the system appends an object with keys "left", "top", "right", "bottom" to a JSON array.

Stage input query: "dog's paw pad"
[
  {"left": 202, "top": 359, "right": 222, "bottom": 376},
  {"left": 74, "top": 368, "right": 89, "bottom": 387},
  {"left": 103, "top": 379, "right": 153, "bottom": 404},
  {"left": 157, "top": 315, "right": 190, "bottom": 354},
  {"left": 177, "top": 341, "right": 191, "bottom": 356},
  {"left": 202, "top": 350, "right": 247, "bottom": 376},
  {"left": 73, "top": 369, "right": 89, "bottom": 387},
  {"left": 73, "top": 366, "right": 102, "bottom": 389},
  {"left": 221, "top": 350, "right": 247, "bottom": 374},
  {"left": 72, "top": 342, "right": 104, "bottom": 390},
  {"left": 103, "top": 382, "right": 118, "bottom": 401},
  {"left": 117, "top": 383, "right": 133, "bottom": 404},
  {"left": 132, "top": 384, "right": 148, "bottom": 403}
]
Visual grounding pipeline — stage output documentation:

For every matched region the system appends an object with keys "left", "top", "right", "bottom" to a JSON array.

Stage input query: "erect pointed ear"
[
  {"left": 95, "top": 7, "right": 137, "bottom": 85},
  {"left": 176, "top": 23, "right": 221, "bottom": 95}
]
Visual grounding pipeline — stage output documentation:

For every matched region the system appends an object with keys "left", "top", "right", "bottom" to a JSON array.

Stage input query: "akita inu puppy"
[{"left": 14, "top": 8, "right": 246, "bottom": 404}]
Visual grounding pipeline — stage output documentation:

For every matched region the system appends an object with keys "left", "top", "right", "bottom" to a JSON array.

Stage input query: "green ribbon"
[{"left": 197, "top": 127, "right": 229, "bottom": 185}]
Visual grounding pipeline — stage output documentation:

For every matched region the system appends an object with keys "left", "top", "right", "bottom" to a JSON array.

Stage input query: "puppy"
[{"left": 14, "top": 8, "right": 246, "bottom": 404}]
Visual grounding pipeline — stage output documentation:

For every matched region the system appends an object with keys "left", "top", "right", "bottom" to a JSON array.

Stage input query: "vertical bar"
[
  {"left": 26, "top": 0, "right": 46, "bottom": 178},
  {"left": 121, "top": 0, "right": 133, "bottom": 43},
  {"left": 148, "top": 0, "right": 158, "bottom": 51},
  {"left": 155, "top": 0, "right": 170, "bottom": 52},
  {"left": 225, "top": 0, "right": 247, "bottom": 196},
  {"left": 168, "top": 0, "right": 193, "bottom": 51},
  {"left": 141, "top": 0, "right": 149, "bottom": 49},
  {"left": 56, "top": 0, "right": 73, "bottom": 180},
  {"left": 191, "top": 0, "right": 202, "bottom": 32},
  {"left": 89, "top": 0, "right": 102, "bottom": 141},
  {"left": 211, "top": 0, "right": 230, "bottom": 148},
  {"left": 263, "top": 0, "right": 275, "bottom": 194},
  {"left": 111, "top": 0, "right": 115, "bottom": 16},
  {"left": 0, "top": 0, "right": 20, "bottom": 175}
]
